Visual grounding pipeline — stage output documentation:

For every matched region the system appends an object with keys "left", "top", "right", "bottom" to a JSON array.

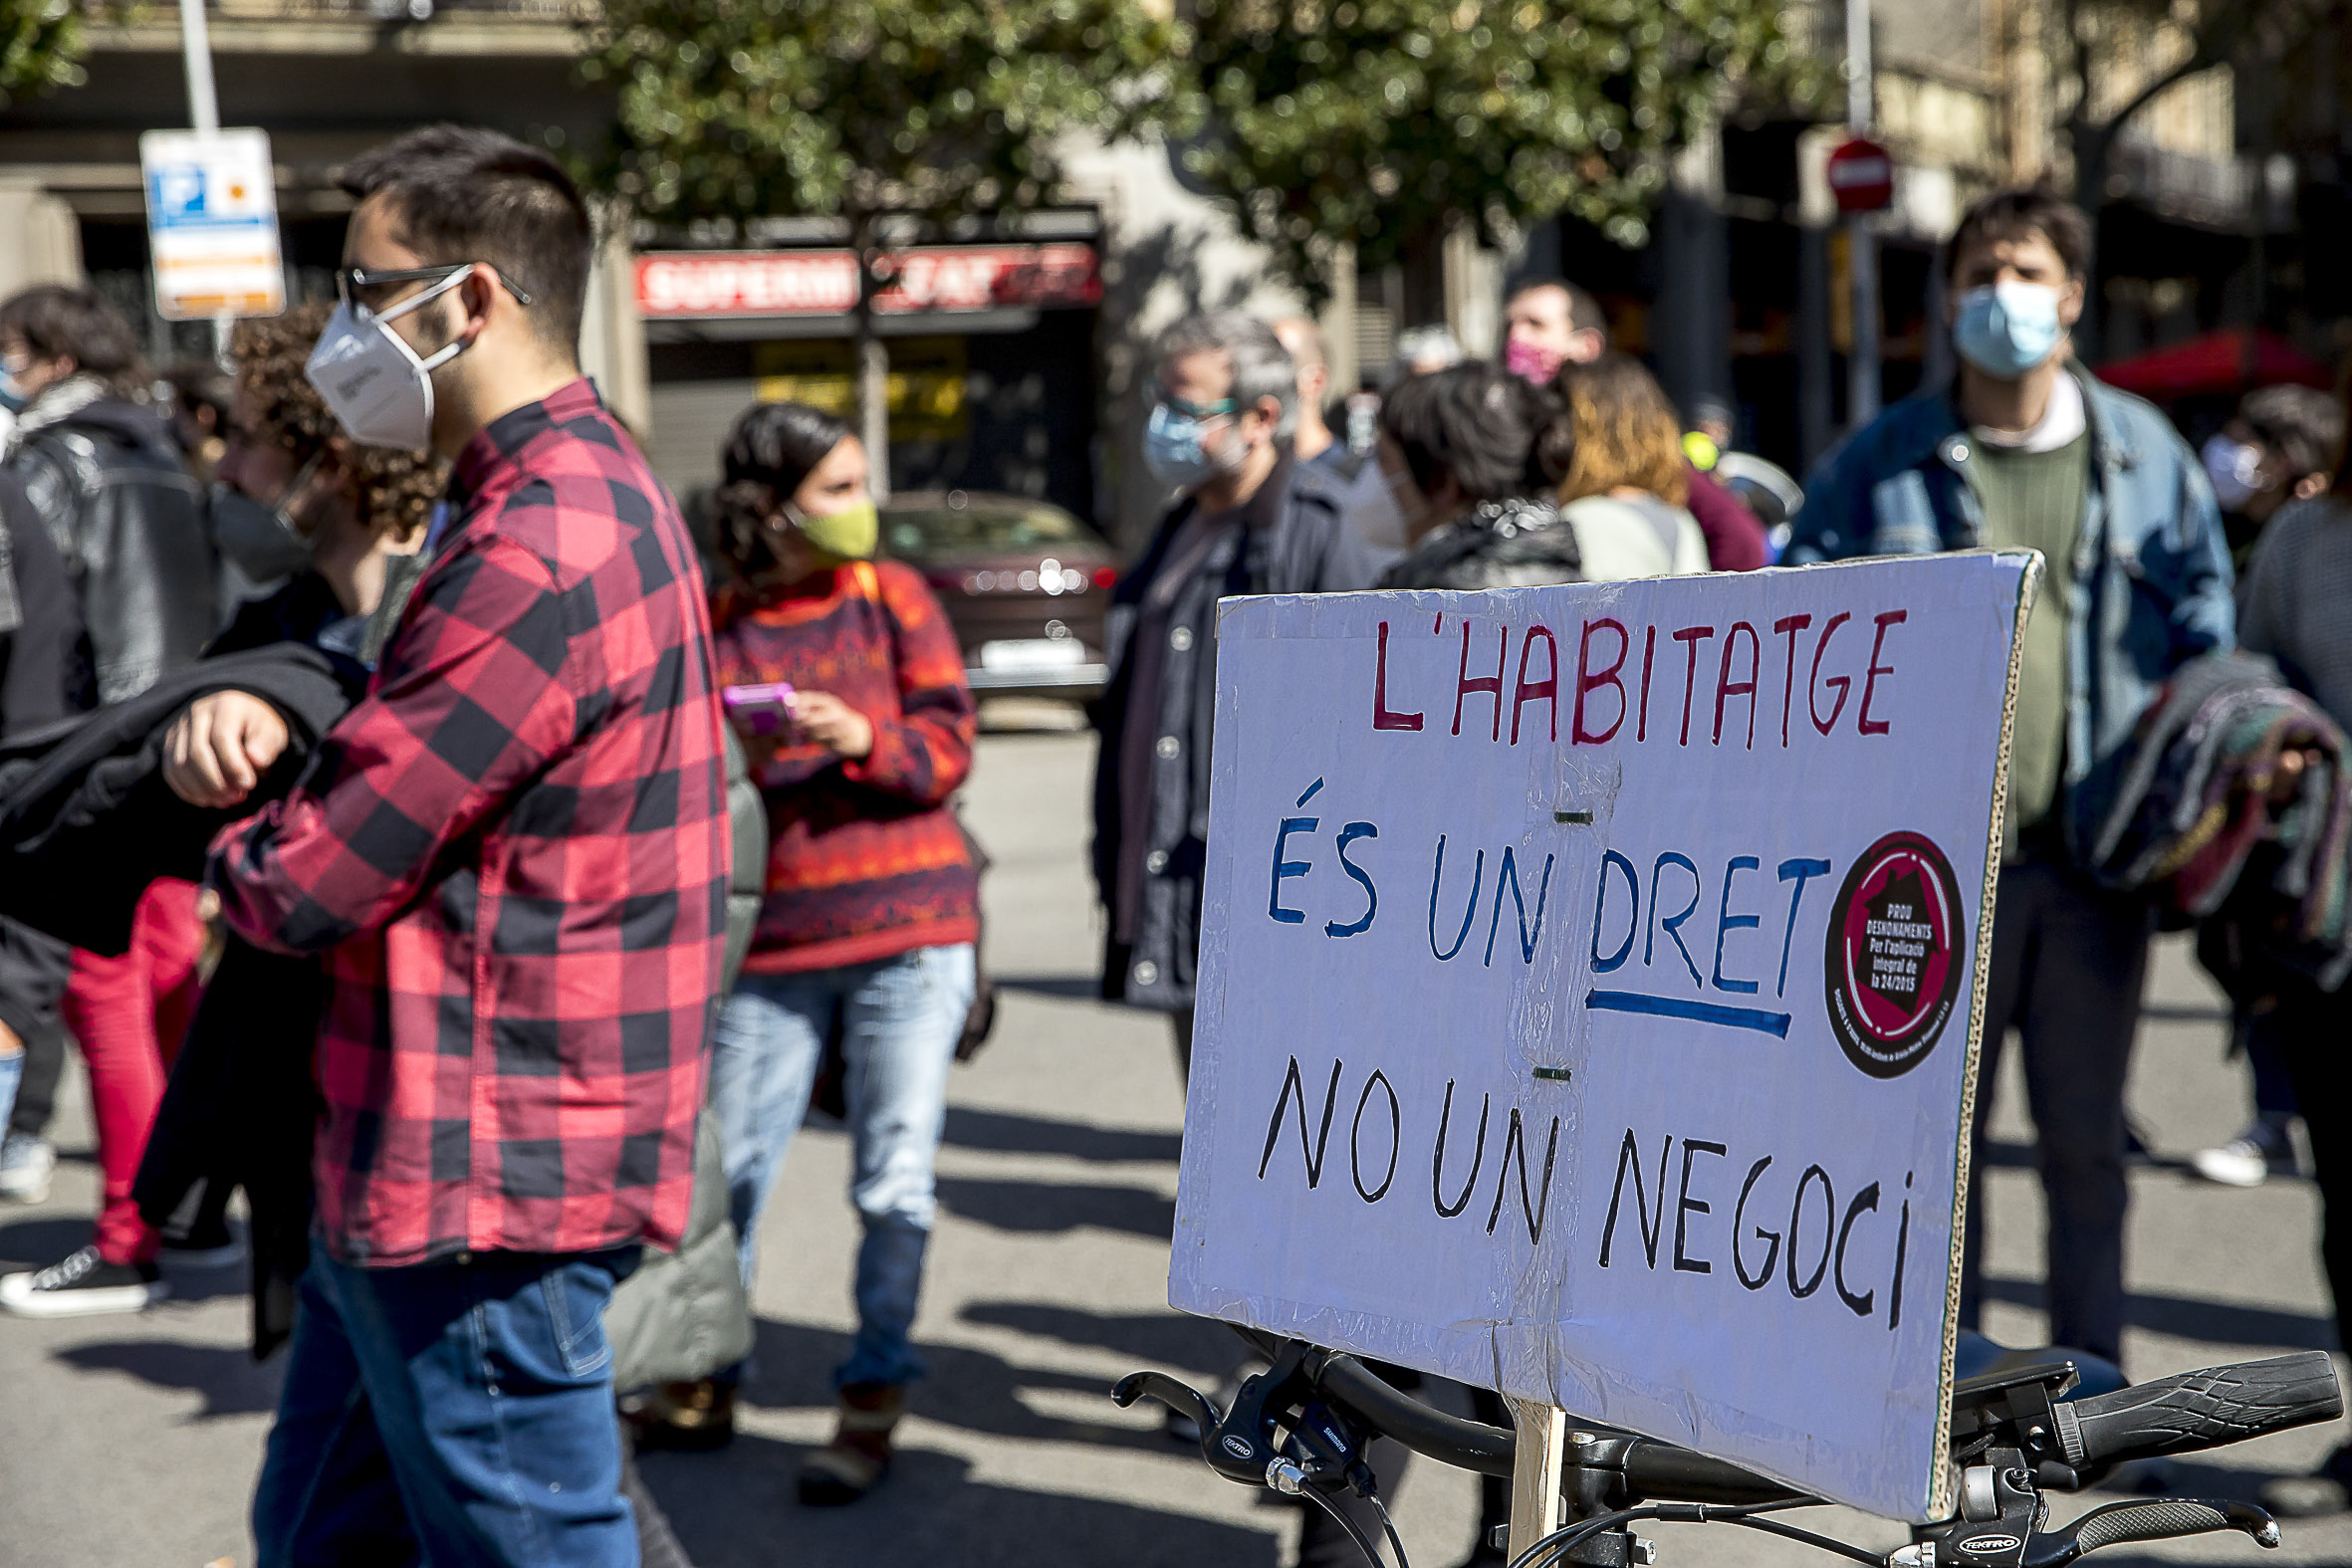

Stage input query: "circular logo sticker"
[{"left": 1822, "top": 831, "right": 1966, "bottom": 1079}]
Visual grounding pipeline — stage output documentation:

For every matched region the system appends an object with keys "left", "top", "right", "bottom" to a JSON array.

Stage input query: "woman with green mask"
[{"left": 641, "top": 400, "right": 978, "bottom": 1503}]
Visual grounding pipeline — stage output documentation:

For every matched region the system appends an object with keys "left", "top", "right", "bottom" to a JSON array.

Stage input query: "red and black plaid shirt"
[{"left": 208, "top": 379, "right": 730, "bottom": 1268}]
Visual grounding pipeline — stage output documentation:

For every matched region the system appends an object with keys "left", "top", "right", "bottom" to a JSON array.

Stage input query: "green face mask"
[{"left": 789, "top": 500, "right": 879, "bottom": 565}]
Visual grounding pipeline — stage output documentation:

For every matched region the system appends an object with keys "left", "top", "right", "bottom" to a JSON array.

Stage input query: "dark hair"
[
  {"left": 714, "top": 400, "right": 852, "bottom": 580},
  {"left": 1378, "top": 361, "right": 1559, "bottom": 504},
  {"left": 1544, "top": 352, "right": 1690, "bottom": 507},
  {"left": 1945, "top": 184, "right": 2092, "bottom": 282},
  {"left": 2238, "top": 384, "right": 2342, "bottom": 484},
  {"left": 233, "top": 301, "right": 447, "bottom": 544},
  {"left": 0, "top": 285, "right": 148, "bottom": 398},
  {"left": 1509, "top": 278, "right": 1608, "bottom": 339},
  {"left": 338, "top": 123, "right": 593, "bottom": 356}
]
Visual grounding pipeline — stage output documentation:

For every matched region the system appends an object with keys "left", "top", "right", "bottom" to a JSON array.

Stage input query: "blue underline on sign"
[{"left": 1584, "top": 991, "right": 1793, "bottom": 1037}]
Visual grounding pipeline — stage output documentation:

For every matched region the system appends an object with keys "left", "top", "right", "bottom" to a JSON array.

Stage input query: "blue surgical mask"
[
  {"left": 1144, "top": 399, "right": 1250, "bottom": 490},
  {"left": 0, "top": 365, "right": 29, "bottom": 416},
  {"left": 1952, "top": 281, "right": 2066, "bottom": 379}
]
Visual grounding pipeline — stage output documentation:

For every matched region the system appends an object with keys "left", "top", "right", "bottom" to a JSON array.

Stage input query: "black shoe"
[{"left": 0, "top": 1245, "right": 166, "bottom": 1317}]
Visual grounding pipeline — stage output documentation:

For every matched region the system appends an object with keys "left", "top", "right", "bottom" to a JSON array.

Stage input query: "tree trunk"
[{"left": 850, "top": 210, "right": 891, "bottom": 503}]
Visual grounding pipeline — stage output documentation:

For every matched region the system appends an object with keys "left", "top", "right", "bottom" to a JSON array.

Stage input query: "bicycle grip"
[
  {"left": 2056, "top": 1352, "right": 2342, "bottom": 1468},
  {"left": 2065, "top": 1498, "right": 2275, "bottom": 1554}
]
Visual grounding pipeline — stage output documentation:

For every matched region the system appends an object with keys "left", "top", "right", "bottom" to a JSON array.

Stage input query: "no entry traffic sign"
[{"left": 1827, "top": 136, "right": 1896, "bottom": 214}]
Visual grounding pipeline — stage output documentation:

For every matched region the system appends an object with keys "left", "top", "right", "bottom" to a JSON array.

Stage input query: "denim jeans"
[
  {"left": 710, "top": 943, "right": 975, "bottom": 1390},
  {"left": 253, "top": 1245, "right": 640, "bottom": 1568}
]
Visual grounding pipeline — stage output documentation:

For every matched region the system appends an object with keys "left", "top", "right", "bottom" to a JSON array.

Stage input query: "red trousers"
[{"left": 63, "top": 878, "right": 204, "bottom": 1265}]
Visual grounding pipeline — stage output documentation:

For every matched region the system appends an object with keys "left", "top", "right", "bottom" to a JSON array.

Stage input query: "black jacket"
[
  {"left": 0, "top": 471, "right": 87, "bottom": 1044},
  {"left": 8, "top": 388, "right": 216, "bottom": 705},
  {"left": 1376, "top": 498, "right": 1584, "bottom": 591},
  {"left": 0, "top": 644, "right": 358, "bottom": 956},
  {"left": 1090, "top": 457, "right": 1381, "bottom": 1008}
]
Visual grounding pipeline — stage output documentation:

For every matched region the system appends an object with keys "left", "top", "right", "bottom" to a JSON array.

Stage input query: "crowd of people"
[{"left": 0, "top": 121, "right": 2346, "bottom": 1566}]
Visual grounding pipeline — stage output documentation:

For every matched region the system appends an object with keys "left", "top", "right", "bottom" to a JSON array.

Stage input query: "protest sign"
[{"left": 1169, "top": 552, "right": 2035, "bottom": 1522}]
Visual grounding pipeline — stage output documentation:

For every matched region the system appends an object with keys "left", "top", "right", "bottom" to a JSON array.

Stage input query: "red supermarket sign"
[{"left": 635, "top": 243, "right": 1100, "bottom": 319}]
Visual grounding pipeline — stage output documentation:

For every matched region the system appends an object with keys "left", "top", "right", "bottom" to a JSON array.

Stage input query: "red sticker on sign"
[{"left": 1822, "top": 831, "right": 1966, "bottom": 1079}]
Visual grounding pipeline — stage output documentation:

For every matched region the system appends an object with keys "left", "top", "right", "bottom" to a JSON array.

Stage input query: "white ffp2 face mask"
[{"left": 304, "top": 269, "right": 474, "bottom": 451}]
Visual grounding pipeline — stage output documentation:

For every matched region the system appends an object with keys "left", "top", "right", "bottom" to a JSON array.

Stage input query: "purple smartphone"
[{"left": 722, "top": 681, "right": 798, "bottom": 738}]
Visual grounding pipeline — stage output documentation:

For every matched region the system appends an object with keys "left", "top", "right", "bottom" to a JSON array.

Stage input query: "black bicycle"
[{"left": 1114, "top": 1329, "right": 2344, "bottom": 1568}]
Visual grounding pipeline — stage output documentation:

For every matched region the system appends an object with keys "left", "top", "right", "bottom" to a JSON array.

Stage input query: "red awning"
[{"left": 2095, "top": 329, "right": 2335, "bottom": 401}]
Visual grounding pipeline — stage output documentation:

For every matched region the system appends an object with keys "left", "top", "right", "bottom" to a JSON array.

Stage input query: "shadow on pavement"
[
  {"left": 639, "top": 1431, "right": 1280, "bottom": 1568},
  {"left": 989, "top": 974, "right": 1105, "bottom": 1003},
  {"left": 958, "top": 1299, "right": 1238, "bottom": 1377},
  {"left": 52, "top": 1335, "right": 282, "bottom": 1419},
  {"left": 934, "top": 1175, "right": 1174, "bottom": 1239},
  {"left": 0, "top": 1216, "right": 96, "bottom": 1269},
  {"left": 1980, "top": 1274, "right": 2338, "bottom": 1352},
  {"left": 741, "top": 1316, "right": 1198, "bottom": 1457},
  {"left": 940, "top": 1106, "right": 1180, "bottom": 1166}
]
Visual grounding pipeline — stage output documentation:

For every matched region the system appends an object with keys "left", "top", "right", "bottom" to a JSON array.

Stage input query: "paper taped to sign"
[{"left": 1171, "top": 552, "right": 2036, "bottom": 1522}]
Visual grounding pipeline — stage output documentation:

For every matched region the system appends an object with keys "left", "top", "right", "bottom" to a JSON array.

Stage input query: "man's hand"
[
  {"left": 789, "top": 691, "right": 874, "bottom": 761},
  {"left": 163, "top": 691, "right": 291, "bottom": 808}
]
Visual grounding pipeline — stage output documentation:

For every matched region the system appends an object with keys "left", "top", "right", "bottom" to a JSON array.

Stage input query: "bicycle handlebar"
[
  {"left": 1306, "top": 1348, "right": 1802, "bottom": 1502},
  {"left": 2053, "top": 1351, "right": 2342, "bottom": 1470}
]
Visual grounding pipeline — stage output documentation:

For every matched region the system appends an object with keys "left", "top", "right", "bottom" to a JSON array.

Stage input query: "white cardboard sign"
[
  {"left": 140, "top": 128, "right": 286, "bottom": 321},
  {"left": 1171, "top": 553, "right": 2034, "bottom": 1522}
]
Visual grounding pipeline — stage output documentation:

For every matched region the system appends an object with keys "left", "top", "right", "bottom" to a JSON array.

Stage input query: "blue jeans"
[
  {"left": 253, "top": 1246, "right": 640, "bottom": 1568},
  {"left": 710, "top": 943, "right": 974, "bottom": 1390}
]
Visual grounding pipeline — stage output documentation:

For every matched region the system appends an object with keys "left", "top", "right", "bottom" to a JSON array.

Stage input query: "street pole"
[
  {"left": 177, "top": 0, "right": 233, "bottom": 365},
  {"left": 1844, "top": 0, "right": 1879, "bottom": 428}
]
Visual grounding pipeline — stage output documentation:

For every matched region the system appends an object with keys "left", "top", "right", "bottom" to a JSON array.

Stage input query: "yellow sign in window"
[{"left": 753, "top": 336, "right": 969, "bottom": 442}]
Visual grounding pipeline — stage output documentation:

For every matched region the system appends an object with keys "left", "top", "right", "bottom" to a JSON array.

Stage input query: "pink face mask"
[{"left": 1505, "top": 336, "right": 1563, "bottom": 385}]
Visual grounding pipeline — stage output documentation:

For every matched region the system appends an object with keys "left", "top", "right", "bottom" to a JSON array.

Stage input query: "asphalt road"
[{"left": 0, "top": 725, "right": 2345, "bottom": 1567}]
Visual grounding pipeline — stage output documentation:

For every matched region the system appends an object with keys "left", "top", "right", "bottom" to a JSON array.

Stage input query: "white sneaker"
[
  {"left": 0, "top": 1136, "right": 55, "bottom": 1204},
  {"left": 2192, "top": 1133, "right": 2290, "bottom": 1189},
  {"left": 0, "top": 1245, "right": 167, "bottom": 1317}
]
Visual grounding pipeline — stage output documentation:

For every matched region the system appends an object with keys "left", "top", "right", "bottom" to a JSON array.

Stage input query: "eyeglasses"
[
  {"left": 1159, "top": 394, "right": 1237, "bottom": 422},
  {"left": 334, "top": 263, "right": 534, "bottom": 315}
]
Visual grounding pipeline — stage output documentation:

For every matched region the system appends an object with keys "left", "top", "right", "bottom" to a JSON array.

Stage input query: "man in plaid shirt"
[{"left": 185, "top": 127, "right": 727, "bottom": 1566}]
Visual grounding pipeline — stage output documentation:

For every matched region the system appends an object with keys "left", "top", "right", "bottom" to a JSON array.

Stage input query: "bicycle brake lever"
[
  {"left": 1112, "top": 1371, "right": 1219, "bottom": 1447},
  {"left": 2023, "top": 1498, "right": 2278, "bottom": 1565}
]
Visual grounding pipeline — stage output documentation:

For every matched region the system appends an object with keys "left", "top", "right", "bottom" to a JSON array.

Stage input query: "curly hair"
[
  {"left": 232, "top": 301, "right": 446, "bottom": 543},
  {"left": 1545, "top": 352, "right": 1690, "bottom": 508}
]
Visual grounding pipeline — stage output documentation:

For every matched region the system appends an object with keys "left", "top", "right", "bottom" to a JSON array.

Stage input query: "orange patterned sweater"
[{"left": 711, "top": 560, "right": 979, "bottom": 973}]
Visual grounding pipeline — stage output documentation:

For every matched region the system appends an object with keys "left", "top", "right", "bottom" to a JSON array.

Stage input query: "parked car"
[{"left": 879, "top": 489, "right": 1117, "bottom": 700}]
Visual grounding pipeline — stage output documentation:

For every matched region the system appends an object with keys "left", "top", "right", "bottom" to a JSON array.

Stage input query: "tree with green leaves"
[
  {"left": 1179, "top": 0, "right": 1812, "bottom": 300},
  {"left": 581, "top": 0, "right": 1196, "bottom": 493},
  {"left": 1, "top": 0, "right": 94, "bottom": 109}
]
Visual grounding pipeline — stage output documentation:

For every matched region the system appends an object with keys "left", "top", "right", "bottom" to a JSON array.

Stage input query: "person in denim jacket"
[{"left": 1786, "top": 186, "right": 2234, "bottom": 1372}]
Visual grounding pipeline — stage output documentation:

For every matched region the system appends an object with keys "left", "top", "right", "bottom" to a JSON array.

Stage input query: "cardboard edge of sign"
[
  {"left": 1923, "top": 547, "right": 2044, "bottom": 1520},
  {"left": 1183, "top": 550, "right": 2046, "bottom": 1525}
]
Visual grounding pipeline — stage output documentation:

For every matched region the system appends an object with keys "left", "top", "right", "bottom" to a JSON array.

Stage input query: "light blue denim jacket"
[{"left": 1784, "top": 364, "right": 2234, "bottom": 856}]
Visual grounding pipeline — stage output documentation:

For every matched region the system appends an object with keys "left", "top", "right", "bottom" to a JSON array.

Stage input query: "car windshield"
[{"left": 884, "top": 502, "right": 1093, "bottom": 560}]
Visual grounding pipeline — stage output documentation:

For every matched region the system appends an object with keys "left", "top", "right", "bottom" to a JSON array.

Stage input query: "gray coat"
[
  {"left": 1090, "top": 457, "right": 1381, "bottom": 1008},
  {"left": 605, "top": 726, "right": 768, "bottom": 1391}
]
